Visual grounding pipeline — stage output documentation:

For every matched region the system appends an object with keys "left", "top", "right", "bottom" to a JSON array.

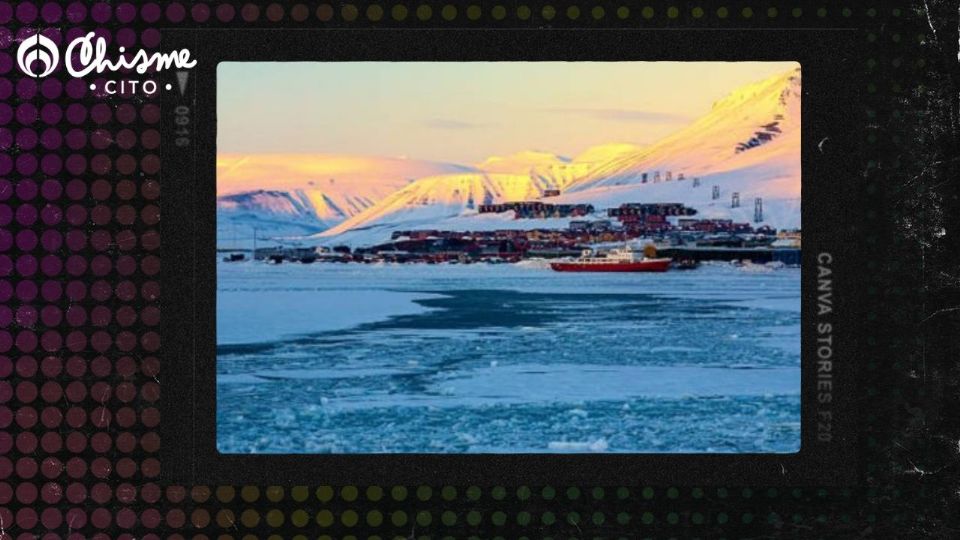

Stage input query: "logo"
[
  {"left": 16, "top": 33, "right": 59, "bottom": 78},
  {"left": 15, "top": 31, "right": 196, "bottom": 96}
]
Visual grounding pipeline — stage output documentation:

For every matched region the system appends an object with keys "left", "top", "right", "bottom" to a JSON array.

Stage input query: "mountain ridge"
[
  {"left": 218, "top": 67, "right": 802, "bottom": 247},
  {"left": 315, "top": 67, "right": 801, "bottom": 246}
]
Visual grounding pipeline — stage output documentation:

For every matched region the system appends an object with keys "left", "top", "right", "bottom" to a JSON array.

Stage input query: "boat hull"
[{"left": 550, "top": 258, "right": 672, "bottom": 272}]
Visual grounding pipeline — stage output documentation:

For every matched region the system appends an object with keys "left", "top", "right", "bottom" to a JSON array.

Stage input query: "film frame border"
[{"left": 161, "top": 27, "right": 861, "bottom": 488}]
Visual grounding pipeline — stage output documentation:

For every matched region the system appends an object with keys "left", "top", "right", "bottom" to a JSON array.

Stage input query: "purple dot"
[
  {"left": 16, "top": 231, "right": 37, "bottom": 252},
  {"left": 40, "top": 79, "right": 61, "bottom": 99},
  {"left": 40, "top": 255, "right": 61, "bottom": 276},
  {"left": 90, "top": 130, "right": 111, "bottom": 149},
  {"left": 65, "top": 155, "right": 86, "bottom": 175},
  {"left": 16, "top": 204, "right": 37, "bottom": 225},
  {"left": 41, "top": 3, "right": 62, "bottom": 23},
  {"left": 41, "top": 181, "right": 61, "bottom": 201},
  {"left": 0, "top": 128, "right": 10, "bottom": 149},
  {"left": 116, "top": 3, "right": 136, "bottom": 23},
  {"left": 16, "top": 255, "right": 37, "bottom": 276},
  {"left": 40, "top": 281, "right": 60, "bottom": 302},
  {"left": 40, "top": 128, "right": 61, "bottom": 150},
  {"left": 0, "top": 4, "right": 12, "bottom": 24},
  {"left": 65, "top": 104, "right": 86, "bottom": 124},
  {"left": 116, "top": 104, "right": 136, "bottom": 124},
  {"left": 117, "top": 28, "right": 136, "bottom": 48},
  {"left": 142, "top": 3, "right": 161, "bottom": 22},
  {"left": 0, "top": 104, "right": 11, "bottom": 124},
  {"left": 16, "top": 154, "right": 37, "bottom": 175},
  {"left": 90, "top": 2, "right": 111, "bottom": 23},
  {"left": 65, "top": 129, "right": 85, "bottom": 149},
  {"left": 0, "top": 155, "right": 10, "bottom": 175},
  {"left": 192, "top": 3, "right": 210, "bottom": 22},
  {"left": 216, "top": 3, "right": 235, "bottom": 21},
  {"left": 65, "top": 79, "right": 86, "bottom": 99},
  {"left": 16, "top": 2, "right": 38, "bottom": 23},
  {"left": 15, "top": 180, "right": 37, "bottom": 200},
  {"left": 0, "top": 28, "right": 10, "bottom": 49},
  {"left": 15, "top": 129, "right": 36, "bottom": 150},
  {"left": 90, "top": 104, "right": 111, "bottom": 124},
  {"left": 13, "top": 280, "right": 37, "bottom": 301},
  {"left": 0, "top": 205, "right": 9, "bottom": 225},
  {"left": 40, "top": 155, "right": 61, "bottom": 176},
  {"left": 65, "top": 256, "right": 85, "bottom": 276},
  {"left": 15, "top": 104, "right": 37, "bottom": 125},
  {"left": 0, "top": 80, "right": 11, "bottom": 100},
  {"left": 91, "top": 27, "right": 111, "bottom": 43},
  {"left": 12, "top": 282, "right": 33, "bottom": 301},
  {"left": 65, "top": 180, "right": 85, "bottom": 200},
  {"left": 0, "top": 230, "right": 9, "bottom": 252},
  {"left": 167, "top": 2, "right": 186, "bottom": 22},
  {"left": 64, "top": 27, "right": 85, "bottom": 43},
  {"left": 40, "top": 104, "right": 62, "bottom": 125},
  {"left": 65, "top": 2, "right": 85, "bottom": 22},
  {"left": 15, "top": 79, "right": 36, "bottom": 99},
  {"left": 41, "top": 230, "right": 62, "bottom": 251},
  {"left": 0, "top": 52, "right": 12, "bottom": 75},
  {"left": 65, "top": 207, "right": 85, "bottom": 227},
  {"left": 16, "top": 306, "right": 37, "bottom": 327},
  {"left": 141, "top": 29, "right": 160, "bottom": 48}
]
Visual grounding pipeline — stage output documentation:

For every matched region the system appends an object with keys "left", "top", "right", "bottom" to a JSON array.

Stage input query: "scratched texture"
[{"left": 0, "top": 1, "right": 956, "bottom": 538}]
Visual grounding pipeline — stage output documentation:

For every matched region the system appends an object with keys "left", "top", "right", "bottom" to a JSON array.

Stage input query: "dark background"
[{"left": 1, "top": 1, "right": 957, "bottom": 538}]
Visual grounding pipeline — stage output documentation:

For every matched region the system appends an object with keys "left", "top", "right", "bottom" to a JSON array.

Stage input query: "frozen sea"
[{"left": 217, "top": 261, "right": 801, "bottom": 454}]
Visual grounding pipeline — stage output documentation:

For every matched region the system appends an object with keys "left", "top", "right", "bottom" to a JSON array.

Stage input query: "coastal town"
[{"left": 223, "top": 199, "right": 801, "bottom": 267}]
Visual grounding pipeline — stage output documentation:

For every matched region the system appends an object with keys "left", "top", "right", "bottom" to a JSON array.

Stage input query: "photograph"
[{"left": 215, "top": 61, "right": 802, "bottom": 454}]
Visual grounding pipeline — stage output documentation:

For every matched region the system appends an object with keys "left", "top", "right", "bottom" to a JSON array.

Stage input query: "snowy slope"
[
  {"left": 570, "top": 142, "right": 646, "bottom": 168},
  {"left": 318, "top": 172, "right": 563, "bottom": 239},
  {"left": 216, "top": 154, "right": 473, "bottom": 245},
  {"left": 217, "top": 190, "right": 334, "bottom": 248},
  {"left": 319, "top": 68, "right": 801, "bottom": 246},
  {"left": 476, "top": 150, "right": 588, "bottom": 190},
  {"left": 557, "top": 67, "right": 801, "bottom": 213}
]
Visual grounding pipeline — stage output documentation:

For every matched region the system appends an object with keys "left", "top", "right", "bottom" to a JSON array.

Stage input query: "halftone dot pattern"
[{"left": 0, "top": 1, "right": 918, "bottom": 537}]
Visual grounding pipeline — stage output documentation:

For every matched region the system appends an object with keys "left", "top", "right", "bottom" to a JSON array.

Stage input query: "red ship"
[{"left": 550, "top": 246, "right": 671, "bottom": 273}]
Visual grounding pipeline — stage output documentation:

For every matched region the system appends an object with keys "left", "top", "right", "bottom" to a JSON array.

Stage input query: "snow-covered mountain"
[
  {"left": 216, "top": 154, "right": 473, "bottom": 245},
  {"left": 318, "top": 172, "right": 563, "bottom": 239},
  {"left": 561, "top": 67, "right": 800, "bottom": 195},
  {"left": 316, "top": 149, "right": 623, "bottom": 240},
  {"left": 317, "top": 68, "right": 801, "bottom": 246},
  {"left": 475, "top": 150, "right": 587, "bottom": 189},
  {"left": 547, "top": 67, "right": 802, "bottom": 227}
]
